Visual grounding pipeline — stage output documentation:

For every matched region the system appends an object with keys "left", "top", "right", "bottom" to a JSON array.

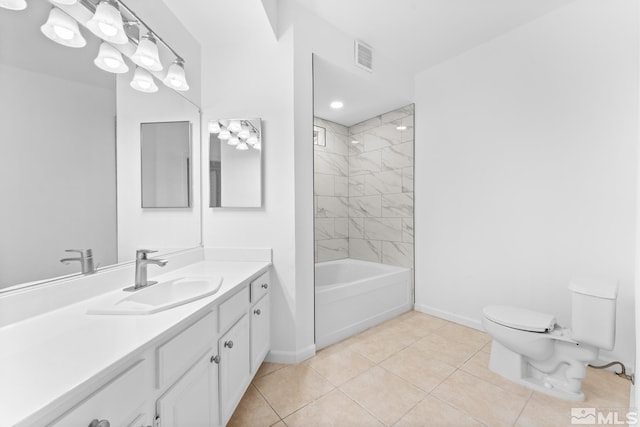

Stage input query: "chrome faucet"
[
  {"left": 124, "top": 249, "right": 168, "bottom": 292},
  {"left": 60, "top": 249, "right": 96, "bottom": 275}
]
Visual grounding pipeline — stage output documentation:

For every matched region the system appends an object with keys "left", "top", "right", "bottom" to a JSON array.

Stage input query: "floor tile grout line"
[
  {"left": 429, "top": 393, "right": 491, "bottom": 427},
  {"left": 511, "top": 390, "right": 534, "bottom": 427},
  {"left": 249, "top": 382, "right": 286, "bottom": 424}
]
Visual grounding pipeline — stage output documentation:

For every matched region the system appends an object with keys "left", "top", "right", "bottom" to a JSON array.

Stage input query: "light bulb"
[
  {"left": 227, "top": 120, "right": 241, "bottom": 133},
  {"left": 246, "top": 134, "right": 259, "bottom": 145},
  {"left": 132, "top": 33, "right": 163, "bottom": 71},
  {"left": 252, "top": 142, "right": 262, "bottom": 151},
  {"left": 0, "top": 0, "right": 27, "bottom": 10},
  {"left": 162, "top": 60, "right": 189, "bottom": 91},
  {"left": 130, "top": 67, "right": 158, "bottom": 93},
  {"left": 87, "top": 0, "right": 127, "bottom": 44},
  {"left": 98, "top": 21, "right": 117, "bottom": 37},
  {"left": 218, "top": 129, "right": 231, "bottom": 140},
  {"left": 41, "top": 8, "right": 86, "bottom": 48},
  {"left": 94, "top": 42, "right": 128, "bottom": 73},
  {"left": 238, "top": 128, "right": 250, "bottom": 140},
  {"left": 228, "top": 136, "right": 240, "bottom": 146},
  {"left": 236, "top": 142, "right": 249, "bottom": 151}
]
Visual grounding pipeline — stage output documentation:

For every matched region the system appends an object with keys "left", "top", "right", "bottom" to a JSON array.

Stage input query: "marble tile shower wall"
[
  {"left": 314, "top": 117, "right": 350, "bottom": 262},
  {"left": 348, "top": 104, "right": 414, "bottom": 268},
  {"left": 314, "top": 104, "right": 414, "bottom": 269}
]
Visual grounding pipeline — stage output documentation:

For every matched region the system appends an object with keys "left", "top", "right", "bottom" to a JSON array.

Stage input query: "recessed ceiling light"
[
  {"left": 396, "top": 125, "right": 407, "bottom": 131},
  {"left": 330, "top": 101, "right": 343, "bottom": 109}
]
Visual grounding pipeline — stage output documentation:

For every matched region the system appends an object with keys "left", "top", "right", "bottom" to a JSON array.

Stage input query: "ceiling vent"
[{"left": 354, "top": 40, "right": 373, "bottom": 72}]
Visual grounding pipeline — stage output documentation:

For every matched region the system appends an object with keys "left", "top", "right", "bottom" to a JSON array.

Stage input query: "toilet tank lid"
[
  {"left": 483, "top": 306, "right": 556, "bottom": 332},
  {"left": 569, "top": 276, "right": 618, "bottom": 300}
]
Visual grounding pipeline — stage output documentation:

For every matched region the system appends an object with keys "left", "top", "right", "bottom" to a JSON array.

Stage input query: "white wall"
[
  {"left": 200, "top": 0, "right": 415, "bottom": 361},
  {"left": 415, "top": 0, "right": 638, "bottom": 366}
]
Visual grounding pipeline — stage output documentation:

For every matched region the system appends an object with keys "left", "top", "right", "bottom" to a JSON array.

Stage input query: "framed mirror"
[
  {"left": 208, "top": 118, "right": 262, "bottom": 208},
  {"left": 141, "top": 121, "right": 192, "bottom": 208}
]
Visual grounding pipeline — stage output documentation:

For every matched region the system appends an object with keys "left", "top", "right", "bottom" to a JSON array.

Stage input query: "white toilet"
[{"left": 482, "top": 277, "right": 618, "bottom": 401}]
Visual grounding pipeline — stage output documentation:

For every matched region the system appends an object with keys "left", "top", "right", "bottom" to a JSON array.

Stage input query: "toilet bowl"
[{"left": 482, "top": 277, "right": 618, "bottom": 401}]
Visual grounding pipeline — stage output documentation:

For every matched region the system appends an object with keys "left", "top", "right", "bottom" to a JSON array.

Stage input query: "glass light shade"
[
  {"left": 218, "top": 129, "right": 231, "bottom": 140},
  {"left": 94, "top": 42, "right": 128, "bottom": 73},
  {"left": 40, "top": 8, "right": 86, "bottom": 48},
  {"left": 208, "top": 122, "right": 221, "bottom": 133},
  {"left": 228, "top": 136, "right": 240, "bottom": 146},
  {"left": 50, "top": 0, "right": 77, "bottom": 4},
  {"left": 162, "top": 60, "right": 189, "bottom": 91},
  {"left": 130, "top": 67, "right": 158, "bottom": 93},
  {"left": 246, "top": 134, "right": 259, "bottom": 146},
  {"left": 252, "top": 141, "right": 262, "bottom": 151},
  {"left": 236, "top": 141, "right": 249, "bottom": 151},
  {"left": 0, "top": 0, "right": 26, "bottom": 9},
  {"left": 132, "top": 33, "right": 163, "bottom": 71},
  {"left": 87, "top": 0, "right": 127, "bottom": 45},
  {"left": 238, "top": 127, "right": 250, "bottom": 140},
  {"left": 227, "top": 120, "right": 241, "bottom": 133}
]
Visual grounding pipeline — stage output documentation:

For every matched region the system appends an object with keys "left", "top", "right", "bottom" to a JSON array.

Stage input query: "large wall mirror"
[
  {"left": 0, "top": 2, "right": 201, "bottom": 291},
  {"left": 208, "top": 118, "right": 262, "bottom": 208}
]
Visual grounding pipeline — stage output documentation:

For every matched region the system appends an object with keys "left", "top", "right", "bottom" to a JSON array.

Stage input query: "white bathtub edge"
[
  {"left": 414, "top": 303, "right": 484, "bottom": 332},
  {"left": 264, "top": 343, "right": 317, "bottom": 364}
]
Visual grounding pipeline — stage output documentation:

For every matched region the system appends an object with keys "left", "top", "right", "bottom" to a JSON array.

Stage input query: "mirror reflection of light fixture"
[
  {"left": 132, "top": 33, "right": 163, "bottom": 71},
  {"left": 210, "top": 119, "right": 262, "bottom": 151},
  {"left": 94, "top": 41, "right": 128, "bottom": 73},
  {"left": 163, "top": 59, "right": 189, "bottom": 91},
  {"left": 130, "top": 66, "right": 158, "bottom": 93},
  {"left": 0, "top": 0, "right": 26, "bottom": 10},
  {"left": 87, "top": 0, "right": 127, "bottom": 44},
  {"left": 40, "top": 7, "right": 86, "bottom": 48}
]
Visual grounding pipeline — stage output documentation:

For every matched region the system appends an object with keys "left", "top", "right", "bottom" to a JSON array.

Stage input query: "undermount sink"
[{"left": 87, "top": 276, "right": 224, "bottom": 315}]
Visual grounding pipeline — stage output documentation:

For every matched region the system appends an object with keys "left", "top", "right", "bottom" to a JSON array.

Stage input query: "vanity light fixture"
[
  {"left": 252, "top": 141, "right": 262, "bottom": 151},
  {"left": 163, "top": 59, "right": 189, "bottom": 91},
  {"left": 330, "top": 101, "right": 344, "bottom": 109},
  {"left": 132, "top": 33, "right": 163, "bottom": 71},
  {"left": 0, "top": 0, "right": 26, "bottom": 10},
  {"left": 208, "top": 121, "right": 221, "bottom": 133},
  {"left": 238, "top": 127, "right": 251, "bottom": 140},
  {"left": 130, "top": 66, "right": 158, "bottom": 93},
  {"left": 228, "top": 136, "right": 240, "bottom": 146},
  {"left": 40, "top": 7, "right": 86, "bottom": 48},
  {"left": 94, "top": 41, "right": 128, "bottom": 73},
  {"left": 227, "top": 120, "right": 242, "bottom": 134},
  {"left": 236, "top": 141, "right": 249, "bottom": 151},
  {"left": 87, "top": 0, "right": 127, "bottom": 44},
  {"left": 218, "top": 129, "right": 231, "bottom": 140},
  {"left": 210, "top": 119, "right": 262, "bottom": 151},
  {"left": 50, "top": 0, "right": 77, "bottom": 5},
  {"left": 246, "top": 133, "right": 259, "bottom": 146}
]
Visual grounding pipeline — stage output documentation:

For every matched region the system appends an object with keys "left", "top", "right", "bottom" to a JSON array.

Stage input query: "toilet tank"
[{"left": 569, "top": 277, "right": 618, "bottom": 351}]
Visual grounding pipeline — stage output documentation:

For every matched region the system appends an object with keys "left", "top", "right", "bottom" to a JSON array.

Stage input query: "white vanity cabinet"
[
  {"left": 250, "top": 271, "right": 271, "bottom": 373},
  {"left": 218, "top": 314, "right": 251, "bottom": 425}
]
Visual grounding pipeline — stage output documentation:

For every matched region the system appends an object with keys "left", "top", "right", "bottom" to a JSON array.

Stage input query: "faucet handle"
[{"left": 136, "top": 249, "right": 157, "bottom": 260}]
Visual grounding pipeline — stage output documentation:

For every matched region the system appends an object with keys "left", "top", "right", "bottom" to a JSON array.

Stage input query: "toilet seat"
[{"left": 483, "top": 306, "right": 556, "bottom": 332}]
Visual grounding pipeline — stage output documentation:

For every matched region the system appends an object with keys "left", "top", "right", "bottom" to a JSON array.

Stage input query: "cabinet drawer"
[
  {"left": 219, "top": 286, "right": 249, "bottom": 332},
  {"left": 157, "top": 311, "right": 217, "bottom": 389},
  {"left": 250, "top": 271, "right": 270, "bottom": 303},
  {"left": 51, "top": 360, "right": 147, "bottom": 427}
]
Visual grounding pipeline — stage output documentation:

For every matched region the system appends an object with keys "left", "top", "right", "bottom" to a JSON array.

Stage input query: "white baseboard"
[
  {"left": 414, "top": 303, "right": 484, "bottom": 331},
  {"left": 265, "top": 343, "right": 316, "bottom": 364}
]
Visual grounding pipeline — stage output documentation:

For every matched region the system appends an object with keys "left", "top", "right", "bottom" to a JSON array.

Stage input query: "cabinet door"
[
  {"left": 156, "top": 349, "right": 219, "bottom": 427},
  {"left": 251, "top": 294, "right": 271, "bottom": 373},
  {"left": 218, "top": 314, "right": 251, "bottom": 426}
]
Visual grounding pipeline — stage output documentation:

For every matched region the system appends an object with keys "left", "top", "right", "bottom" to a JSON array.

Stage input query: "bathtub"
[{"left": 315, "top": 258, "right": 413, "bottom": 350}]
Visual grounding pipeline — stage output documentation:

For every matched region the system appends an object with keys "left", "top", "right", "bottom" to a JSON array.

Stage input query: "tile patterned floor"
[{"left": 229, "top": 311, "right": 632, "bottom": 427}]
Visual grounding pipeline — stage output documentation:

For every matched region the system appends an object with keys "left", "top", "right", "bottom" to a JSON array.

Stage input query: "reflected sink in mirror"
[{"left": 87, "top": 276, "right": 223, "bottom": 315}]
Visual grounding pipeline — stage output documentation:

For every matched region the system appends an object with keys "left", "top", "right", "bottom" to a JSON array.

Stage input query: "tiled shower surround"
[{"left": 314, "top": 104, "right": 414, "bottom": 269}]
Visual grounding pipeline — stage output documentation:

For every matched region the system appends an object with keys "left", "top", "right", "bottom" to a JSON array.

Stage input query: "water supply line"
[{"left": 588, "top": 361, "right": 635, "bottom": 384}]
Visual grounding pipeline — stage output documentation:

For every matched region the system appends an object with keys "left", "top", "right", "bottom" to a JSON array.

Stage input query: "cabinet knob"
[
  {"left": 211, "top": 354, "right": 220, "bottom": 364},
  {"left": 261, "top": 283, "right": 268, "bottom": 289},
  {"left": 224, "top": 340, "right": 234, "bottom": 349},
  {"left": 254, "top": 308, "right": 261, "bottom": 315},
  {"left": 88, "top": 420, "right": 110, "bottom": 427}
]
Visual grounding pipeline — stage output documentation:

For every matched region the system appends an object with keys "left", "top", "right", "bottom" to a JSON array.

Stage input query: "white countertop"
[{"left": 0, "top": 260, "right": 270, "bottom": 427}]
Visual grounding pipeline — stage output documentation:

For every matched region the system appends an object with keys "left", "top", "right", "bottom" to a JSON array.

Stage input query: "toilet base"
[{"left": 489, "top": 340, "right": 586, "bottom": 401}]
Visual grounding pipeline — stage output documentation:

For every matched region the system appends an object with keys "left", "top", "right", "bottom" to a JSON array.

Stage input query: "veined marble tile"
[
  {"left": 402, "top": 218, "right": 414, "bottom": 243},
  {"left": 364, "top": 218, "right": 403, "bottom": 241},
  {"left": 348, "top": 136, "right": 365, "bottom": 155},
  {"left": 317, "top": 239, "right": 349, "bottom": 262},
  {"left": 314, "top": 174, "right": 334, "bottom": 196},
  {"left": 362, "top": 132, "right": 393, "bottom": 152},
  {"left": 350, "top": 151, "right": 381, "bottom": 176},
  {"left": 317, "top": 196, "right": 348, "bottom": 218},
  {"left": 364, "top": 170, "right": 403, "bottom": 195},
  {"left": 315, "top": 218, "right": 334, "bottom": 240},
  {"left": 369, "top": 123, "right": 402, "bottom": 147},
  {"left": 349, "top": 116, "right": 381, "bottom": 135},
  {"left": 392, "top": 117, "right": 414, "bottom": 143},
  {"left": 348, "top": 175, "right": 365, "bottom": 197},
  {"left": 334, "top": 176, "right": 349, "bottom": 197},
  {"left": 348, "top": 217, "right": 364, "bottom": 238},
  {"left": 402, "top": 167, "right": 414, "bottom": 193},
  {"left": 381, "top": 104, "right": 414, "bottom": 124},
  {"left": 350, "top": 195, "right": 382, "bottom": 218},
  {"left": 382, "top": 241, "right": 413, "bottom": 268},
  {"left": 315, "top": 151, "right": 348, "bottom": 177},
  {"left": 381, "top": 193, "right": 413, "bottom": 218},
  {"left": 381, "top": 142, "right": 413, "bottom": 171},
  {"left": 315, "top": 117, "right": 348, "bottom": 136},
  {"left": 326, "top": 131, "right": 349, "bottom": 156},
  {"left": 349, "top": 238, "right": 381, "bottom": 262},
  {"left": 334, "top": 218, "right": 349, "bottom": 238}
]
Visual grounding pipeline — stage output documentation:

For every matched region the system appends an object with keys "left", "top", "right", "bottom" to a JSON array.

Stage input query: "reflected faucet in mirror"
[
  {"left": 124, "top": 249, "right": 168, "bottom": 292},
  {"left": 59, "top": 249, "right": 96, "bottom": 275}
]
